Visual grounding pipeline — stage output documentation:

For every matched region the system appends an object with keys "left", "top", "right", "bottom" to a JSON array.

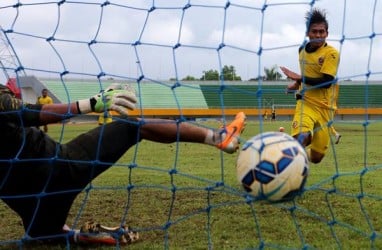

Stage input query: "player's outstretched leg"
[
  {"left": 138, "top": 112, "right": 246, "bottom": 154},
  {"left": 217, "top": 111, "right": 246, "bottom": 153}
]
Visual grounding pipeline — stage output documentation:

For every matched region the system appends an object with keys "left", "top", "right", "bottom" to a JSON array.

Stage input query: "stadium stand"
[
  {"left": 7, "top": 76, "right": 60, "bottom": 104},
  {"left": 9, "top": 77, "right": 381, "bottom": 119}
]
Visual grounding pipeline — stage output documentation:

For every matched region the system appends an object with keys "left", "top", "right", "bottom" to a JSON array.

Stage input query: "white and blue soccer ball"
[{"left": 236, "top": 132, "right": 309, "bottom": 202}]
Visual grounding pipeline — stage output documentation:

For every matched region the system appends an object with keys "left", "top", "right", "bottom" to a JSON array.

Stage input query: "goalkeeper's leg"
[
  {"left": 138, "top": 112, "right": 246, "bottom": 154},
  {"left": 0, "top": 121, "right": 142, "bottom": 240},
  {"left": 76, "top": 113, "right": 246, "bottom": 162},
  {"left": 8, "top": 115, "right": 245, "bottom": 241}
]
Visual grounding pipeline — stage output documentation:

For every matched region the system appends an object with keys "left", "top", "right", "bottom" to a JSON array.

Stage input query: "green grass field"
[{"left": 1, "top": 119, "right": 382, "bottom": 249}]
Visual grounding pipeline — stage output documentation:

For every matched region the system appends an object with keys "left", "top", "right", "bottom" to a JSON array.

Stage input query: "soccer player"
[
  {"left": 0, "top": 83, "right": 246, "bottom": 245},
  {"left": 271, "top": 108, "right": 276, "bottom": 122},
  {"left": 280, "top": 8, "right": 340, "bottom": 163},
  {"left": 36, "top": 88, "right": 54, "bottom": 132},
  {"left": 98, "top": 110, "right": 113, "bottom": 125}
]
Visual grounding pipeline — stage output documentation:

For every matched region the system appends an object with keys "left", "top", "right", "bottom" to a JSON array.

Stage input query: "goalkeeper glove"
[{"left": 77, "top": 84, "right": 137, "bottom": 116}]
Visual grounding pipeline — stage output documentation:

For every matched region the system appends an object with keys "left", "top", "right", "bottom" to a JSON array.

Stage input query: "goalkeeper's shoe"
[
  {"left": 71, "top": 221, "right": 139, "bottom": 245},
  {"left": 217, "top": 112, "right": 246, "bottom": 153}
]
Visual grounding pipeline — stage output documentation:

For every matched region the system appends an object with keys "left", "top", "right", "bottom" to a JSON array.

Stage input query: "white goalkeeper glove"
[{"left": 77, "top": 83, "right": 137, "bottom": 116}]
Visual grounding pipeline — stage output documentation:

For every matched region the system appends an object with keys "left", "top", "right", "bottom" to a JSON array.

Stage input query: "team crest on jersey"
[
  {"left": 318, "top": 56, "right": 324, "bottom": 66},
  {"left": 292, "top": 121, "right": 298, "bottom": 129}
]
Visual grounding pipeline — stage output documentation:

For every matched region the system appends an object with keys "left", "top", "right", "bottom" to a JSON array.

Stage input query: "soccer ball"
[{"left": 236, "top": 132, "right": 309, "bottom": 202}]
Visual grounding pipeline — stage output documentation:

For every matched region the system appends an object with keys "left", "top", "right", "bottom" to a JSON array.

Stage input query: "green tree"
[
  {"left": 182, "top": 75, "right": 197, "bottom": 81},
  {"left": 222, "top": 65, "right": 241, "bottom": 81},
  {"left": 200, "top": 70, "right": 219, "bottom": 81},
  {"left": 200, "top": 65, "right": 242, "bottom": 81},
  {"left": 264, "top": 65, "right": 282, "bottom": 81}
]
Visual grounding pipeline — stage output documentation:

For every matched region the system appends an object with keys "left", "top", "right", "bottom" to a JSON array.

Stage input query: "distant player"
[
  {"left": 280, "top": 8, "right": 340, "bottom": 163},
  {"left": 263, "top": 110, "right": 269, "bottom": 121},
  {"left": 36, "top": 88, "right": 53, "bottom": 132},
  {"left": 271, "top": 109, "right": 276, "bottom": 122},
  {"left": 98, "top": 111, "right": 113, "bottom": 125}
]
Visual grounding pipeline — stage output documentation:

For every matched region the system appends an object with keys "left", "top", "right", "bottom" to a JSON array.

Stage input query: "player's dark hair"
[{"left": 305, "top": 8, "right": 328, "bottom": 32}]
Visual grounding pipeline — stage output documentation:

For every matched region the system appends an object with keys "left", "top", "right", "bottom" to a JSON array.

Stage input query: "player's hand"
[
  {"left": 93, "top": 89, "right": 137, "bottom": 116},
  {"left": 280, "top": 66, "right": 301, "bottom": 81},
  {"left": 285, "top": 81, "right": 300, "bottom": 94},
  {"left": 77, "top": 84, "right": 137, "bottom": 115}
]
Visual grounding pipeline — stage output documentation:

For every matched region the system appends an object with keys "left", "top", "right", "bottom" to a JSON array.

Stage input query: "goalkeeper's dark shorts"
[{"left": 0, "top": 119, "right": 140, "bottom": 239}]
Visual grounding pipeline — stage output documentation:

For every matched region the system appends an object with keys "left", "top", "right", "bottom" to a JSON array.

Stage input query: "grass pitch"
[{"left": 1, "top": 119, "right": 382, "bottom": 249}]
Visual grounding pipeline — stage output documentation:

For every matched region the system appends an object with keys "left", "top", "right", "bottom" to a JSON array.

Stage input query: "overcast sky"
[{"left": 0, "top": 0, "right": 381, "bottom": 84}]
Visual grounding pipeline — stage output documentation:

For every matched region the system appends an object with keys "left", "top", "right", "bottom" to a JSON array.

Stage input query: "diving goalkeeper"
[{"left": 0, "top": 83, "right": 246, "bottom": 245}]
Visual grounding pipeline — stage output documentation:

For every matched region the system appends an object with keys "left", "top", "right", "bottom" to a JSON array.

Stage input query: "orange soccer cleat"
[{"left": 217, "top": 112, "right": 246, "bottom": 153}]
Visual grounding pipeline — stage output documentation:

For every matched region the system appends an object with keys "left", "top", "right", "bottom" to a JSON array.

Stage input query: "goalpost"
[{"left": 1, "top": 1, "right": 382, "bottom": 249}]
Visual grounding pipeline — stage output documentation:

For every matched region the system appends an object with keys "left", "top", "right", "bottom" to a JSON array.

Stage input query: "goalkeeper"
[{"left": 0, "top": 83, "right": 246, "bottom": 245}]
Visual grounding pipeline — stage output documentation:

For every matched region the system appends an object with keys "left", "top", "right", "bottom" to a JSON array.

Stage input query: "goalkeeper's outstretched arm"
[{"left": 0, "top": 83, "right": 137, "bottom": 126}]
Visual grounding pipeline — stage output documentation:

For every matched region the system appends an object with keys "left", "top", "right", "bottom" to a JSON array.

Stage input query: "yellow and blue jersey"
[{"left": 298, "top": 43, "right": 340, "bottom": 110}]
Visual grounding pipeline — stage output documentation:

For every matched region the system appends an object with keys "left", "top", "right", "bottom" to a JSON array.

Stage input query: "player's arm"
[
  {"left": 280, "top": 66, "right": 334, "bottom": 88},
  {"left": 303, "top": 74, "right": 335, "bottom": 88},
  {"left": 36, "top": 103, "right": 79, "bottom": 124},
  {"left": 37, "top": 85, "right": 136, "bottom": 125},
  {"left": 0, "top": 83, "right": 137, "bottom": 126},
  {"left": 280, "top": 66, "right": 301, "bottom": 93},
  {"left": 280, "top": 66, "right": 301, "bottom": 81},
  {"left": 0, "top": 94, "right": 80, "bottom": 126}
]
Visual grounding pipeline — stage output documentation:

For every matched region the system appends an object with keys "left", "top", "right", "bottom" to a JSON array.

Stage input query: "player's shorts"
[{"left": 291, "top": 100, "right": 333, "bottom": 155}]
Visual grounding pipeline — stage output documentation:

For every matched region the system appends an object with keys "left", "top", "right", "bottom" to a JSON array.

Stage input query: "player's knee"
[
  {"left": 309, "top": 151, "right": 324, "bottom": 164},
  {"left": 294, "top": 132, "right": 311, "bottom": 147},
  {"left": 310, "top": 156, "right": 323, "bottom": 164}
]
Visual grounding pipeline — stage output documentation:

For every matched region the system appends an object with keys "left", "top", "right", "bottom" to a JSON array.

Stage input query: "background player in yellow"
[
  {"left": 98, "top": 111, "right": 113, "bottom": 125},
  {"left": 280, "top": 8, "right": 340, "bottom": 163},
  {"left": 36, "top": 88, "right": 53, "bottom": 132}
]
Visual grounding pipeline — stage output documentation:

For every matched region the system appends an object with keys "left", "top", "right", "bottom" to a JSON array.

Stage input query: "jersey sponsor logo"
[
  {"left": 318, "top": 56, "right": 324, "bottom": 66},
  {"left": 292, "top": 121, "right": 298, "bottom": 129}
]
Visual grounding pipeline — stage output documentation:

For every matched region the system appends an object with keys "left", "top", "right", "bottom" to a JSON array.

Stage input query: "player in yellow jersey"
[
  {"left": 98, "top": 111, "right": 113, "bottom": 125},
  {"left": 36, "top": 88, "right": 54, "bottom": 132},
  {"left": 280, "top": 8, "right": 340, "bottom": 163},
  {"left": 36, "top": 88, "right": 53, "bottom": 105}
]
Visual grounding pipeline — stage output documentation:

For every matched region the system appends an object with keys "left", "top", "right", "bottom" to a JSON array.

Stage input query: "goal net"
[{"left": 1, "top": 0, "right": 381, "bottom": 249}]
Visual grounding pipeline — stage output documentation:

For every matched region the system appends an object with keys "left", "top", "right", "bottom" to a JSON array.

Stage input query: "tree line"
[{"left": 176, "top": 65, "right": 283, "bottom": 81}]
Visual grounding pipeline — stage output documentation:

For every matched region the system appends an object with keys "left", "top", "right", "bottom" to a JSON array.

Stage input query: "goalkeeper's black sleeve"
[{"left": 303, "top": 74, "right": 335, "bottom": 88}]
